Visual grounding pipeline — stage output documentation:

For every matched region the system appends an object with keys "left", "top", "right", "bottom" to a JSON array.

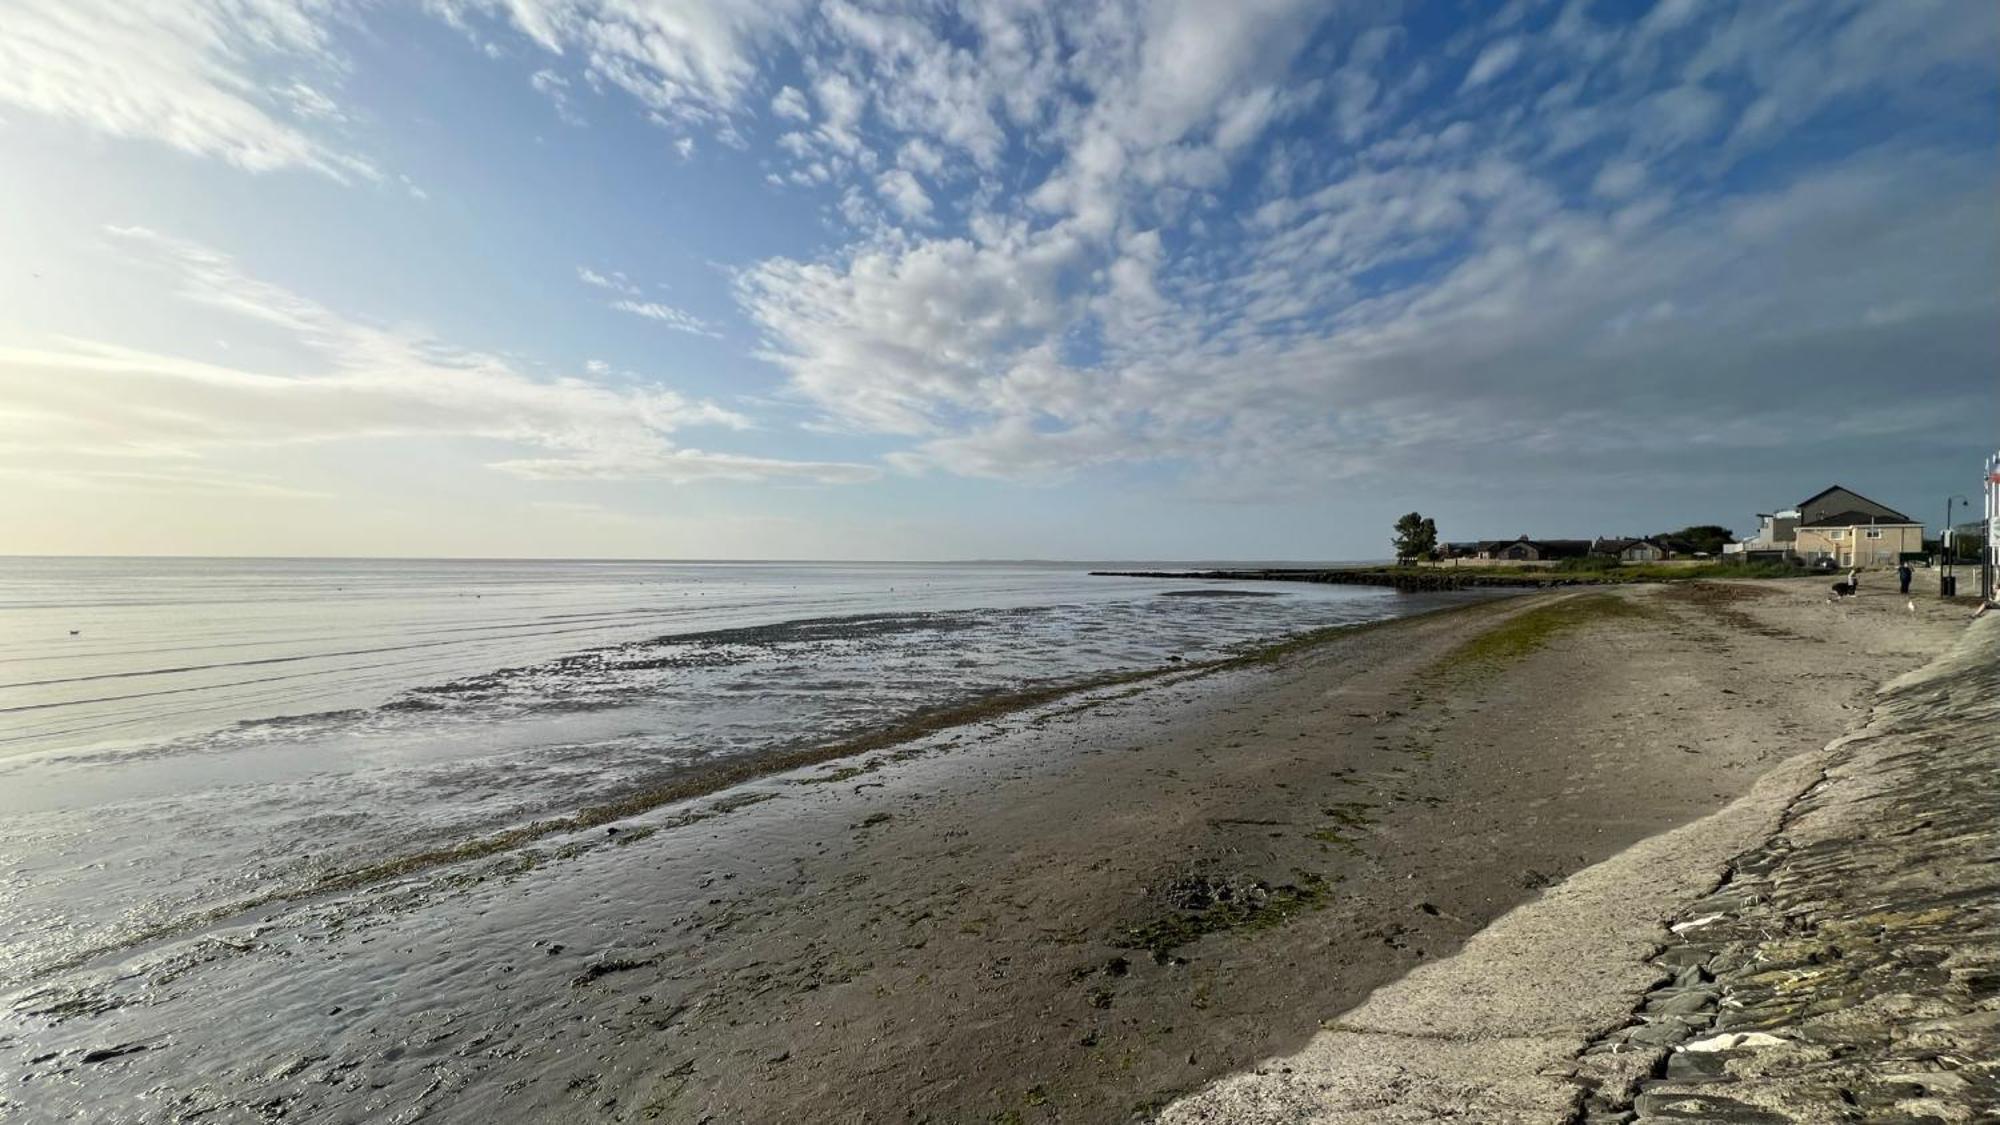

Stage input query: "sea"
[
  {"left": 0, "top": 556, "right": 1439, "bottom": 991},
  {"left": 0, "top": 556, "right": 1515, "bottom": 1119}
]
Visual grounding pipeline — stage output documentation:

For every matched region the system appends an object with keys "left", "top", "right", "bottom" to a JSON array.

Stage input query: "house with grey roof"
[
  {"left": 1590, "top": 536, "right": 1671, "bottom": 563},
  {"left": 1727, "top": 485, "right": 1922, "bottom": 566},
  {"left": 1475, "top": 536, "right": 1593, "bottom": 561}
]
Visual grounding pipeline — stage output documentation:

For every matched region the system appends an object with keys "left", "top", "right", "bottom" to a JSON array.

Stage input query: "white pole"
[{"left": 1985, "top": 450, "right": 1999, "bottom": 602}]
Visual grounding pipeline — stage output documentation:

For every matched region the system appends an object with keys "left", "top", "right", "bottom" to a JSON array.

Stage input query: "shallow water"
[
  {"left": 0, "top": 557, "right": 1506, "bottom": 1122},
  {"left": 0, "top": 558, "right": 1451, "bottom": 992}
]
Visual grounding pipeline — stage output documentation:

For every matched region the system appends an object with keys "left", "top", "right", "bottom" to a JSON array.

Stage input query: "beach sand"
[{"left": 0, "top": 579, "right": 1969, "bottom": 1123}]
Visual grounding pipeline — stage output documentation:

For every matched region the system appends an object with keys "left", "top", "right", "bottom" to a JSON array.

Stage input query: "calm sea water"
[
  {"left": 0, "top": 556, "right": 1494, "bottom": 1119},
  {"left": 0, "top": 557, "right": 1440, "bottom": 990}
]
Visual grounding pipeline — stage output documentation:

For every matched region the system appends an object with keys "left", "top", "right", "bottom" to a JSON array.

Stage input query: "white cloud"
[
  {"left": 713, "top": 1, "right": 1995, "bottom": 492},
  {"left": 577, "top": 265, "right": 639, "bottom": 295},
  {"left": 530, "top": 67, "right": 584, "bottom": 125},
  {"left": 469, "top": 0, "right": 807, "bottom": 127},
  {"left": 0, "top": 228, "right": 874, "bottom": 486},
  {"left": 896, "top": 137, "right": 945, "bottom": 177},
  {"left": 10, "top": 0, "right": 1992, "bottom": 503},
  {"left": 1592, "top": 158, "right": 1646, "bottom": 199},
  {"left": 281, "top": 82, "right": 345, "bottom": 124},
  {"left": 610, "top": 299, "right": 720, "bottom": 338},
  {"left": 0, "top": 0, "right": 377, "bottom": 180},
  {"left": 771, "top": 85, "right": 810, "bottom": 121},
  {"left": 875, "top": 168, "right": 933, "bottom": 221},
  {"left": 738, "top": 225, "right": 1088, "bottom": 434},
  {"left": 743, "top": 133, "right": 1994, "bottom": 488},
  {"left": 811, "top": 71, "right": 866, "bottom": 154},
  {"left": 1637, "top": 0, "right": 1702, "bottom": 40},
  {"left": 1460, "top": 37, "right": 1524, "bottom": 90}
]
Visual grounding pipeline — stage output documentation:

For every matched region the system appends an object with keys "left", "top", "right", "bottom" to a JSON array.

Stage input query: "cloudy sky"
[{"left": 1, "top": 0, "right": 1994, "bottom": 559}]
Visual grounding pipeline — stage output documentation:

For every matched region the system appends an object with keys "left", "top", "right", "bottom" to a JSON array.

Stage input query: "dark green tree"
[
  {"left": 1392, "top": 512, "right": 1438, "bottom": 564},
  {"left": 1664, "top": 524, "right": 1736, "bottom": 555}
]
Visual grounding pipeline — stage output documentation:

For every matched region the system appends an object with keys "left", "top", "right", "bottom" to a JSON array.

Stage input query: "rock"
[
  {"left": 1644, "top": 988, "right": 1717, "bottom": 1016},
  {"left": 1681, "top": 1031, "right": 1786, "bottom": 1053},
  {"left": 1662, "top": 1050, "right": 1728, "bottom": 1082}
]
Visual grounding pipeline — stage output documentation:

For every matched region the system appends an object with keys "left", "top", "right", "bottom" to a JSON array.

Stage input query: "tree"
[
  {"left": 1665, "top": 524, "right": 1735, "bottom": 556},
  {"left": 1392, "top": 512, "right": 1438, "bottom": 564}
]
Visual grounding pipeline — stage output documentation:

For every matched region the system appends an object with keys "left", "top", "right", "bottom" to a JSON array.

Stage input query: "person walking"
[{"left": 1898, "top": 561, "right": 1913, "bottom": 595}]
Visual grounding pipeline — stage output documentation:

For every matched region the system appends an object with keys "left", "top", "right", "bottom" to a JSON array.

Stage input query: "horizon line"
[{"left": 0, "top": 553, "right": 1394, "bottom": 566}]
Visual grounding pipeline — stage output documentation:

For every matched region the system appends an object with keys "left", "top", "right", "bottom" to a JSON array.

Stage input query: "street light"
[{"left": 1942, "top": 494, "right": 1968, "bottom": 596}]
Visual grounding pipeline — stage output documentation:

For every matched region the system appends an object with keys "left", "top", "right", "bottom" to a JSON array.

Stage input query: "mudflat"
[{"left": 1, "top": 580, "right": 1966, "bottom": 1124}]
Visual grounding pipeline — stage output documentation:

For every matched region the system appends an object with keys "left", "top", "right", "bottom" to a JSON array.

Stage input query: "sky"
[{"left": 0, "top": 0, "right": 1995, "bottom": 560}]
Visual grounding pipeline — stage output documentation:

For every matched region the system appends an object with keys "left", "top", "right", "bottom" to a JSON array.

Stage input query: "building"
[
  {"left": 1727, "top": 484, "right": 1921, "bottom": 566},
  {"left": 1794, "top": 485, "right": 1911, "bottom": 528},
  {"left": 1734, "top": 509, "right": 1799, "bottom": 555},
  {"left": 1793, "top": 509, "right": 1923, "bottom": 568},
  {"left": 1590, "top": 537, "right": 1670, "bottom": 563},
  {"left": 1476, "top": 536, "right": 1592, "bottom": 561}
]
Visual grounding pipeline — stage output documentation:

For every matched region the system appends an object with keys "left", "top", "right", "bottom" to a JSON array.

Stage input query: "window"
[
  {"left": 1829, "top": 530, "right": 1846, "bottom": 540},
  {"left": 1865, "top": 528, "right": 1882, "bottom": 539}
]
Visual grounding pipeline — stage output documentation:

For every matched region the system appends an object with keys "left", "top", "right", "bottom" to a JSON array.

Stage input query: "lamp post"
[{"left": 1941, "top": 494, "right": 1967, "bottom": 596}]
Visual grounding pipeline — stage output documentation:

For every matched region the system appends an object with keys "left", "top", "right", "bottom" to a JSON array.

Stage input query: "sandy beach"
[{"left": 1, "top": 578, "right": 1973, "bottom": 1123}]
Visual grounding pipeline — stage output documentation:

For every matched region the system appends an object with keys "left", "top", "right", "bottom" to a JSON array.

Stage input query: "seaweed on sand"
[{"left": 1115, "top": 871, "right": 1329, "bottom": 962}]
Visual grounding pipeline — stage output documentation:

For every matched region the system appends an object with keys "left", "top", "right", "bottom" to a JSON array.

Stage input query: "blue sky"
[{"left": 1, "top": 0, "right": 1994, "bottom": 559}]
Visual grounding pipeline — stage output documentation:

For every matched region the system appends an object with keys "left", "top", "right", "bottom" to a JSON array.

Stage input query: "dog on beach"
[{"left": 1828, "top": 568, "right": 1859, "bottom": 602}]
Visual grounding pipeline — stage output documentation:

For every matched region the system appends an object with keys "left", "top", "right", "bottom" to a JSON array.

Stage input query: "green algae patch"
[
  {"left": 1426, "top": 593, "right": 1658, "bottom": 682},
  {"left": 1307, "top": 827, "right": 1364, "bottom": 855},
  {"left": 1115, "top": 872, "right": 1330, "bottom": 962},
  {"left": 1320, "top": 801, "right": 1375, "bottom": 827}
]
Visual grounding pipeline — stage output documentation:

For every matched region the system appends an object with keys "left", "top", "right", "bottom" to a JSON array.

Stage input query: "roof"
[
  {"left": 1532, "top": 538, "right": 1594, "bottom": 558},
  {"left": 1795, "top": 485, "right": 1913, "bottom": 524},
  {"left": 1799, "top": 510, "right": 1920, "bottom": 529},
  {"left": 1593, "top": 537, "right": 1667, "bottom": 554}
]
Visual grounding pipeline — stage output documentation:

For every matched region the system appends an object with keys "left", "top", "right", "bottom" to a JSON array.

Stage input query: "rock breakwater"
[
  {"left": 1571, "top": 618, "right": 1999, "bottom": 1123},
  {"left": 1091, "top": 568, "right": 1586, "bottom": 591}
]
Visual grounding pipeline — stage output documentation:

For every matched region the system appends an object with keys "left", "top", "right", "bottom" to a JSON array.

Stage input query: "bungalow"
[
  {"left": 1476, "top": 536, "right": 1592, "bottom": 561},
  {"left": 1591, "top": 537, "right": 1670, "bottom": 563}
]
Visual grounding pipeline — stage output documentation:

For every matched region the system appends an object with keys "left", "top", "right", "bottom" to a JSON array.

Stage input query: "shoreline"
[
  {"left": 1, "top": 580, "right": 1970, "bottom": 1122},
  {"left": 3, "top": 589, "right": 1502, "bottom": 988}
]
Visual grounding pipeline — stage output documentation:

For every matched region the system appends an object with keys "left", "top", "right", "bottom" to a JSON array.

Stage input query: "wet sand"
[{"left": 0, "top": 580, "right": 1966, "bottom": 1123}]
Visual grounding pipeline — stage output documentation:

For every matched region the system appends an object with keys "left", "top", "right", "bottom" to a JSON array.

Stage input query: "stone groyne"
[{"left": 1089, "top": 567, "right": 1587, "bottom": 592}]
